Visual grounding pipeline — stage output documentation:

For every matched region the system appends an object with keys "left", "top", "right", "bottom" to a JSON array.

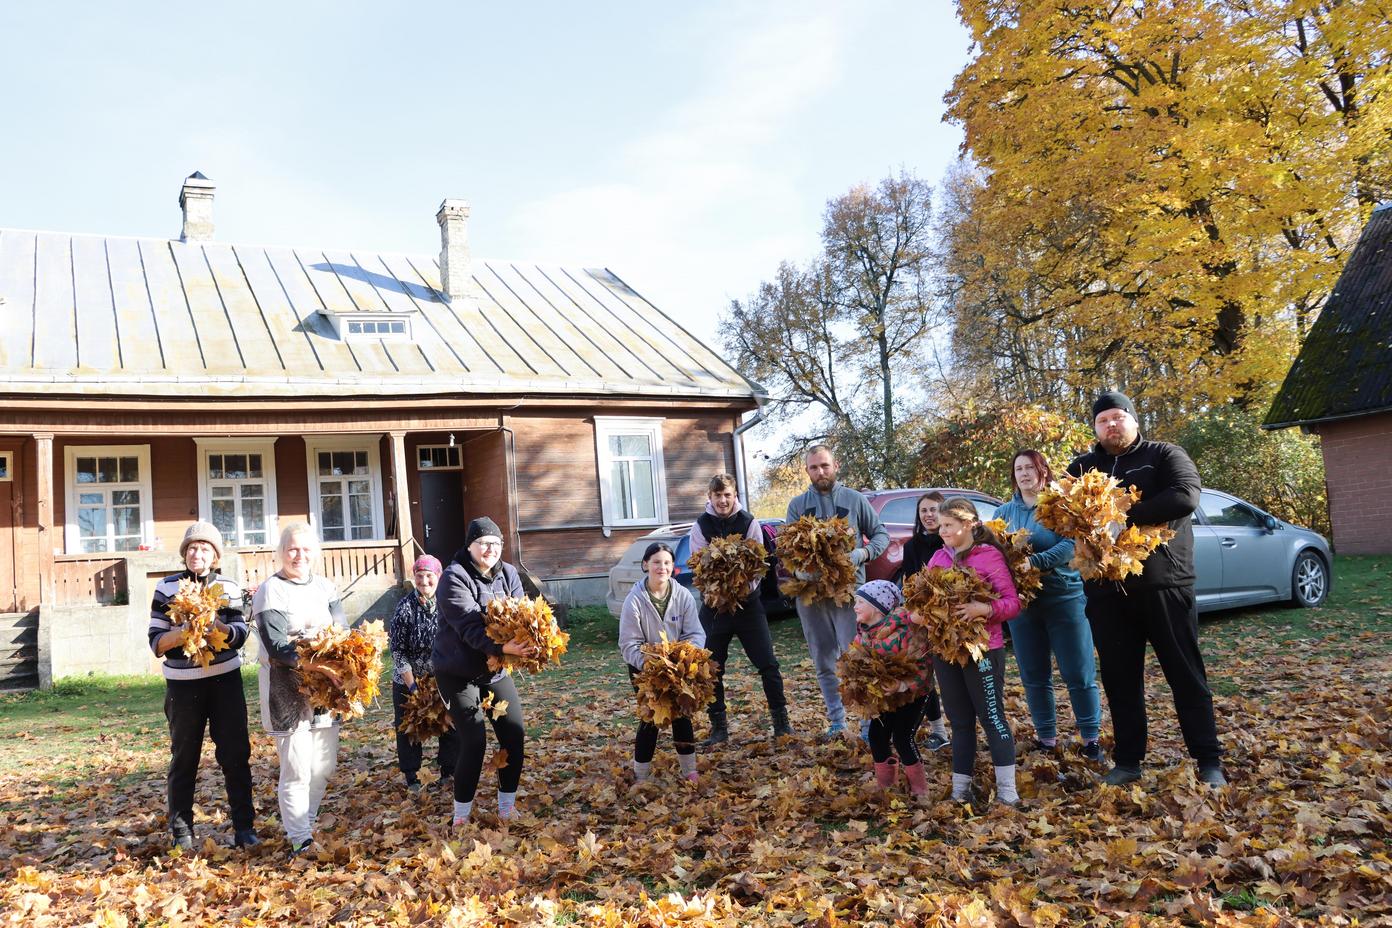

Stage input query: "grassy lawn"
[{"left": 1, "top": 556, "right": 1386, "bottom": 924}]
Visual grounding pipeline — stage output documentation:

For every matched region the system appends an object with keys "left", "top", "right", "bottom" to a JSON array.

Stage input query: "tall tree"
[
  {"left": 944, "top": 0, "right": 1391, "bottom": 427},
  {"left": 721, "top": 173, "right": 942, "bottom": 485}
]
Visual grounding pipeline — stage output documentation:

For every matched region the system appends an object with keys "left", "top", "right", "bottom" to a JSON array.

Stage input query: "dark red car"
[{"left": 861, "top": 487, "right": 1004, "bottom": 582}]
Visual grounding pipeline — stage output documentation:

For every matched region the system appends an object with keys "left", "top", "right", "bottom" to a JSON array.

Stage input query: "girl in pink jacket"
[{"left": 926, "top": 497, "right": 1023, "bottom": 807}]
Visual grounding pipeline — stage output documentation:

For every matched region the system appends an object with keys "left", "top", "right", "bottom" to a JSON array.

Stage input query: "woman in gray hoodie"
[{"left": 618, "top": 542, "right": 706, "bottom": 783}]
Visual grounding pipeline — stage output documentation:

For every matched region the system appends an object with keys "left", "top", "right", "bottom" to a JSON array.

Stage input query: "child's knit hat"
[{"left": 855, "top": 579, "right": 902, "bottom": 615}]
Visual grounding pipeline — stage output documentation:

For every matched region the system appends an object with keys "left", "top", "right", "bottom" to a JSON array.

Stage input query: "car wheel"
[{"left": 1290, "top": 550, "right": 1328, "bottom": 608}]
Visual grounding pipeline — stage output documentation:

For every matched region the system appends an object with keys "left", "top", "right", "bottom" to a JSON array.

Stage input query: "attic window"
[
  {"left": 347, "top": 320, "right": 406, "bottom": 336},
  {"left": 327, "top": 312, "right": 414, "bottom": 342}
]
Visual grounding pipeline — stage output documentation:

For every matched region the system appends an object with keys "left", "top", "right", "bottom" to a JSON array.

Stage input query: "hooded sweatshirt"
[
  {"left": 431, "top": 548, "right": 525, "bottom": 683},
  {"left": 784, "top": 481, "right": 889, "bottom": 586},
  {"left": 617, "top": 579, "right": 704, "bottom": 670}
]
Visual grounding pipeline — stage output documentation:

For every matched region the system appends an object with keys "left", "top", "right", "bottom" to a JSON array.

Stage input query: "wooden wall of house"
[
  {"left": 0, "top": 437, "right": 28, "bottom": 612},
  {"left": 510, "top": 410, "right": 738, "bottom": 579},
  {"left": 462, "top": 430, "right": 514, "bottom": 549}
]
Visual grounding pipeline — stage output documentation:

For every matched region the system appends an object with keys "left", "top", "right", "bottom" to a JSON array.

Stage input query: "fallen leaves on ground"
[
  {"left": 2, "top": 604, "right": 1389, "bottom": 927},
  {"left": 396, "top": 675, "right": 453, "bottom": 742},
  {"left": 1036, "top": 470, "right": 1175, "bottom": 581},
  {"left": 903, "top": 566, "right": 997, "bottom": 665},
  {"left": 634, "top": 636, "right": 719, "bottom": 726},
  {"left": 484, "top": 597, "right": 569, "bottom": 674},
  {"left": 777, "top": 515, "right": 857, "bottom": 606},
  {"left": 689, "top": 537, "right": 768, "bottom": 615},
  {"left": 983, "top": 519, "right": 1043, "bottom": 609},
  {"left": 295, "top": 620, "right": 387, "bottom": 719},
  {"left": 166, "top": 580, "right": 231, "bottom": 669}
]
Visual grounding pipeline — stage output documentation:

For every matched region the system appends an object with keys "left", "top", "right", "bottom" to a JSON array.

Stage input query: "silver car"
[{"left": 1193, "top": 488, "right": 1332, "bottom": 612}]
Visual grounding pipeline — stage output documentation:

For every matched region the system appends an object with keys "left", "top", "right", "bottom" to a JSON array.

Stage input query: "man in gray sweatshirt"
[{"left": 785, "top": 445, "right": 889, "bottom": 738}]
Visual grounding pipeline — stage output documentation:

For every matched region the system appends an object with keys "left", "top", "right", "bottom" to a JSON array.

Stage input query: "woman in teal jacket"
[{"left": 995, "top": 449, "right": 1103, "bottom": 762}]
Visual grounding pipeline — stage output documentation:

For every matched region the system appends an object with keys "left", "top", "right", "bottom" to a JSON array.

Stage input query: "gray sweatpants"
[
  {"left": 934, "top": 648, "right": 1015, "bottom": 774},
  {"left": 797, "top": 598, "right": 859, "bottom": 725}
]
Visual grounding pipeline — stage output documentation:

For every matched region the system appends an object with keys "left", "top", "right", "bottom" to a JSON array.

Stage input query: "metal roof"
[
  {"left": 0, "top": 228, "right": 759, "bottom": 401},
  {"left": 1264, "top": 207, "right": 1392, "bottom": 429}
]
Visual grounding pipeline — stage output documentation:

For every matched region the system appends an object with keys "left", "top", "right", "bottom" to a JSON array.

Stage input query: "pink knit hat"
[{"left": 412, "top": 555, "right": 443, "bottom": 576}]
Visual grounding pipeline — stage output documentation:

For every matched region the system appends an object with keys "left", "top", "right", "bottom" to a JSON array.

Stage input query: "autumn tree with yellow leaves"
[{"left": 943, "top": 0, "right": 1391, "bottom": 429}]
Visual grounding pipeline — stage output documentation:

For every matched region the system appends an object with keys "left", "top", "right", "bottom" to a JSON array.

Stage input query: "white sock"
[
  {"left": 497, "top": 791, "right": 517, "bottom": 819},
  {"left": 932, "top": 717, "right": 948, "bottom": 738},
  {"left": 633, "top": 760, "right": 652, "bottom": 781},
  {"left": 995, "top": 765, "right": 1019, "bottom": 803},
  {"left": 677, "top": 753, "right": 697, "bottom": 776},
  {"left": 951, "top": 773, "right": 972, "bottom": 799},
  {"left": 452, "top": 799, "right": 473, "bottom": 822}
]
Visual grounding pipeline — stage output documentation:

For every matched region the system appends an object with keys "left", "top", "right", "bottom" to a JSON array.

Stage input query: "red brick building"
[
  {"left": 0, "top": 175, "right": 763, "bottom": 687},
  {"left": 1265, "top": 204, "right": 1392, "bottom": 555}
]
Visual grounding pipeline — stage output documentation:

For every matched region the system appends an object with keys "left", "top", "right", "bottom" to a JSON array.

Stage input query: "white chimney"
[
  {"left": 179, "top": 172, "right": 216, "bottom": 242},
  {"left": 436, "top": 199, "right": 471, "bottom": 300}
]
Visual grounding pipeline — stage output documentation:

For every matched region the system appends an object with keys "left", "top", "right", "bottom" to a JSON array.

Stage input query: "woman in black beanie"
[{"left": 431, "top": 517, "right": 536, "bottom": 824}]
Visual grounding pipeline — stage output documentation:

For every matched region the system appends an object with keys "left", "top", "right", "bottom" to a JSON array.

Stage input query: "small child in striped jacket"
[{"left": 852, "top": 580, "right": 935, "bottom": 797}]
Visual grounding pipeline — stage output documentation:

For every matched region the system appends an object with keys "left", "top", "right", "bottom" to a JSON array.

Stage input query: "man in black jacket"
[{"left": 1068, "top": 392, "right": 1225, "bottom": 788}]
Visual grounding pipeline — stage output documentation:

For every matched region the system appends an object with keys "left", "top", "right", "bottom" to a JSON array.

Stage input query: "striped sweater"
[{"left": 148, "top": 570, "right": 248, "bottom": 681}]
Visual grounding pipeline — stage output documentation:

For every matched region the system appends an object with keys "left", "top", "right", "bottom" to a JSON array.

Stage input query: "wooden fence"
[{"left": 53, "top": 555, "right": 128, "bottom": 605}]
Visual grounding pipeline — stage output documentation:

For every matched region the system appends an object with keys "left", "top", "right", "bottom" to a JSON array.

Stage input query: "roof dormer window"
[{"left": 325, "top": 312, "right": 414, "bottom": 342}]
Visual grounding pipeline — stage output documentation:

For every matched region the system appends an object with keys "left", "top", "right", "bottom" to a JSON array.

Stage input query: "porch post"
[
  {"left": 34, "top": 433, "right": 55, "bottom": 606},
  {"left": 388, "top": 431, "right": 413, "bottom": 582}
]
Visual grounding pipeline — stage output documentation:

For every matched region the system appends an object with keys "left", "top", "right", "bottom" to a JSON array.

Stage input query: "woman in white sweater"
[{"left": 617, "top": 542, "right": 705, "bottom": 783}]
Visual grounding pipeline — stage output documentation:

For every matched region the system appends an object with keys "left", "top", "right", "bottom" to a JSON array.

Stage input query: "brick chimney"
[
  {"left": 436, "top": 199, "right": 471, "bottom": 300},
  {"left": 178, "top": 172, "right": 216, "bottom": 242}
]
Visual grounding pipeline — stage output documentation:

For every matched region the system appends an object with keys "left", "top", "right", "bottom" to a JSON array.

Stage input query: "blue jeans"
[{"left": 1008, "top": 594, "right": 1101, "bottom": 742}]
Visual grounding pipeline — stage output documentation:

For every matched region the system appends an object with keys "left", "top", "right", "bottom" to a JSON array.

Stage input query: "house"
[
  {"left": 1264, "top": 203, "right": 1392, "bottom": 555},
  {"left": 0, "top": 174, "right": 764, "bottom": 688}
]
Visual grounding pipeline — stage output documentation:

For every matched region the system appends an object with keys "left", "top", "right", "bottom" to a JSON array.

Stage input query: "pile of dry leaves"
[
  {"left": 295, "top": 620, "right": 388, "bottom": 719},
  {"left": 1035, "top": 470, "right": 1175, "bottom": 581},
  {"left": 777, "top": 515, "right": 857, "bottom": 606},
  {"left": 688, "top": 536, "right": 768, "bottom": 615},
  {"left": 484, "top": 597, "right": 569, "bottom": 674},
  {"left": 903, "top": 566, "right": 997, "bottom": 665}
]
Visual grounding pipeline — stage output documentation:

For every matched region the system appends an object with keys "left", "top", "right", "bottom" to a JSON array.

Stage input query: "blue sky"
[{"left": 1, "top": 1, "right": 970, "bottom": 346}]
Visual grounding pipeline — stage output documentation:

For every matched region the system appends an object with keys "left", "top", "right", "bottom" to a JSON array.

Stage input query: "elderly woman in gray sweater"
[{"left": 618, "top": 542, "right": 706, "bottom": 783}]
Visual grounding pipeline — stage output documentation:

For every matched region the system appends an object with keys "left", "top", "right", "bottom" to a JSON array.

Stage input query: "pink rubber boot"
[
  {"left": 873, "top": 757, "right": 899, "bottom": 789},
  {"left": 902, "top": 762, "right": 929, "bottom": 797}
]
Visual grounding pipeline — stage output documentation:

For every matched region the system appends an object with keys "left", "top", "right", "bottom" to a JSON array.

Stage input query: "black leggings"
[
  {"left": 164, "top": 670, "right": 255, "bottom": 832},
  {"left": 436, "top": 671, "right": 525, "bottom": 803},
  {"left": 934, "top": 648, "right": 1015, "bottom": 774},
  {"left": 628, "top": 667, "right": 695, "bottom": 762},
  {"left": 869, "top": 695, "right": 928, "bottom": 765}
]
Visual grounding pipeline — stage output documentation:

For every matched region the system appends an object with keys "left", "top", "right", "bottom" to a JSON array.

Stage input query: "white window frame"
[
  {"left": 63, "top": 445, "right": 154, "bottom": 554},
  {"left": 0, "top": 450, "right": 12, "bottom": 482},
  {"left": 416, "top": 444, "right": 462, "bottom": 471},
  {"left": 194, "top": 438, "right": 280, "bottom": 550},
  {"left": 594, "top": 416, "right": 668, "bottom": 528},
  {"left": 304, "top": 436, "right": 386, "bottom": 545},
  {"left": 325, "top": 312, "right": 413, "bottom": 343}
]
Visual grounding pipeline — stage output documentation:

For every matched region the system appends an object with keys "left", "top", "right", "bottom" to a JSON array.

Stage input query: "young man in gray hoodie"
[{"left": 785, "top": 445, "right": 889, "bottom": 738}]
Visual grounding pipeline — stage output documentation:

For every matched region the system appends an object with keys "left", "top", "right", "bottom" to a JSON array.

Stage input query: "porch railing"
[
  {"left": 236, "top": 540, "right": 403, "bottom": 593},
  {"left": 53, "top": 555, "right": 129, "bottom": 605}
]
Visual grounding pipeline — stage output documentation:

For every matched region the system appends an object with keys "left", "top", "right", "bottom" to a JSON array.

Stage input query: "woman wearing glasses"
[{"left": 431, "top": 517, "right": 536, "bottom": 824}]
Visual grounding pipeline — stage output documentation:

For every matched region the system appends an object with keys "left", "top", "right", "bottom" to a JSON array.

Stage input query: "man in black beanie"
[{"left": 1068, "top": 391, "right": 1225, "bottom": 788}]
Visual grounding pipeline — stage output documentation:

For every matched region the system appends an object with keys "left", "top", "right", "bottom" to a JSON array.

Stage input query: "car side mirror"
[{"left": 1262, "top": 514, "right": 1278, "bottom": 532}]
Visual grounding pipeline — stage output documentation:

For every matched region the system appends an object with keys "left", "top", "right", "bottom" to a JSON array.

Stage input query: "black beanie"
[
  {"left": 1091, "top": 390, "right": 1137, "bottom": 421},
  {"left": 465, "top": 516, "right": 503, "bottom": 548}
]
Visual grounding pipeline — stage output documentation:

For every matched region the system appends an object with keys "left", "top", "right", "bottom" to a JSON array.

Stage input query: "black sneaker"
[
  {"left": 923, "top": 732, "right": 951, "bottom": 752},
  {"left": 233, "top": 828, "right": 261, "bottom": 848},
  {"left": 1080, "top": 740, "right": 1106, "bottom": 764}
]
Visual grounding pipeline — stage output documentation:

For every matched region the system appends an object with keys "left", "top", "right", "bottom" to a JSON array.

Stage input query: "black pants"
[
  {"left": 391, "top": 681, "right": 461, "bottom": 782},
  {"left": 700, "top": 598, "right": 787, "bottom": 716},
  {"left": 869, "top": 695, "right": 928, "bottom": 765},
  {"left": 935, "top": 648, "right": 1016, "bottom": 775},
  {"left": 627, "top": 666, "right": 695, "bottom": 762},
  {"left": 437, "top": 671, "right": 525, "bottom": 803},
  {"left": 1086, "top": 586, "right": 1222, "bottom": 768},
  {"left": 164, "top": 670, "right": 254, "bottom": 833}
]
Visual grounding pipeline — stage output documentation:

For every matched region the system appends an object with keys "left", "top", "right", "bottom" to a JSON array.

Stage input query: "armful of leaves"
[
  {"left": 1035, "top": 470, "right": 1175, "bottom": 581},
  {"left": 983, "top": 519, "right": 1043, "bottom": 608},
  {"left": 902, "top": 566, "right": 996, "bottom": 666},
  {"left": 295, "top": 619, "right": 388, "bottom": 720},
  {"left": 689, "top": 536, "right": 768, "bottom": 614},
  {"left": 633, "top": 635, "right": 718, "bottom": 727},
  {"left": 166, "top": 579, "right": 232, "bottom": 669},
  {"left": 396, "top": 673, "right": 454, "bottom": 742},
  {"left": 776, "top": 515, "right": 857, "bottom": 606},
  {"left": 837, "top": 637, "right": 928, "bottom": 718},
  {"left": 483, "top": 596, "right": 569, "bottom": 674}
]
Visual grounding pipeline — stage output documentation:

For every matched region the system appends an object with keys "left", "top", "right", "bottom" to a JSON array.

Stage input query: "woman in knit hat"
[
  {"left": 147, "top": 521, "right": 257, "bottom": 850},
  {"left": 430, "top": 517, "right": 536, "bottom": 824},
  {"left": 850, "top": 579, "right": 935, "bottom": 798},
  {"left": 388, "top": 554, "right": 459, "bottom": 794}
]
